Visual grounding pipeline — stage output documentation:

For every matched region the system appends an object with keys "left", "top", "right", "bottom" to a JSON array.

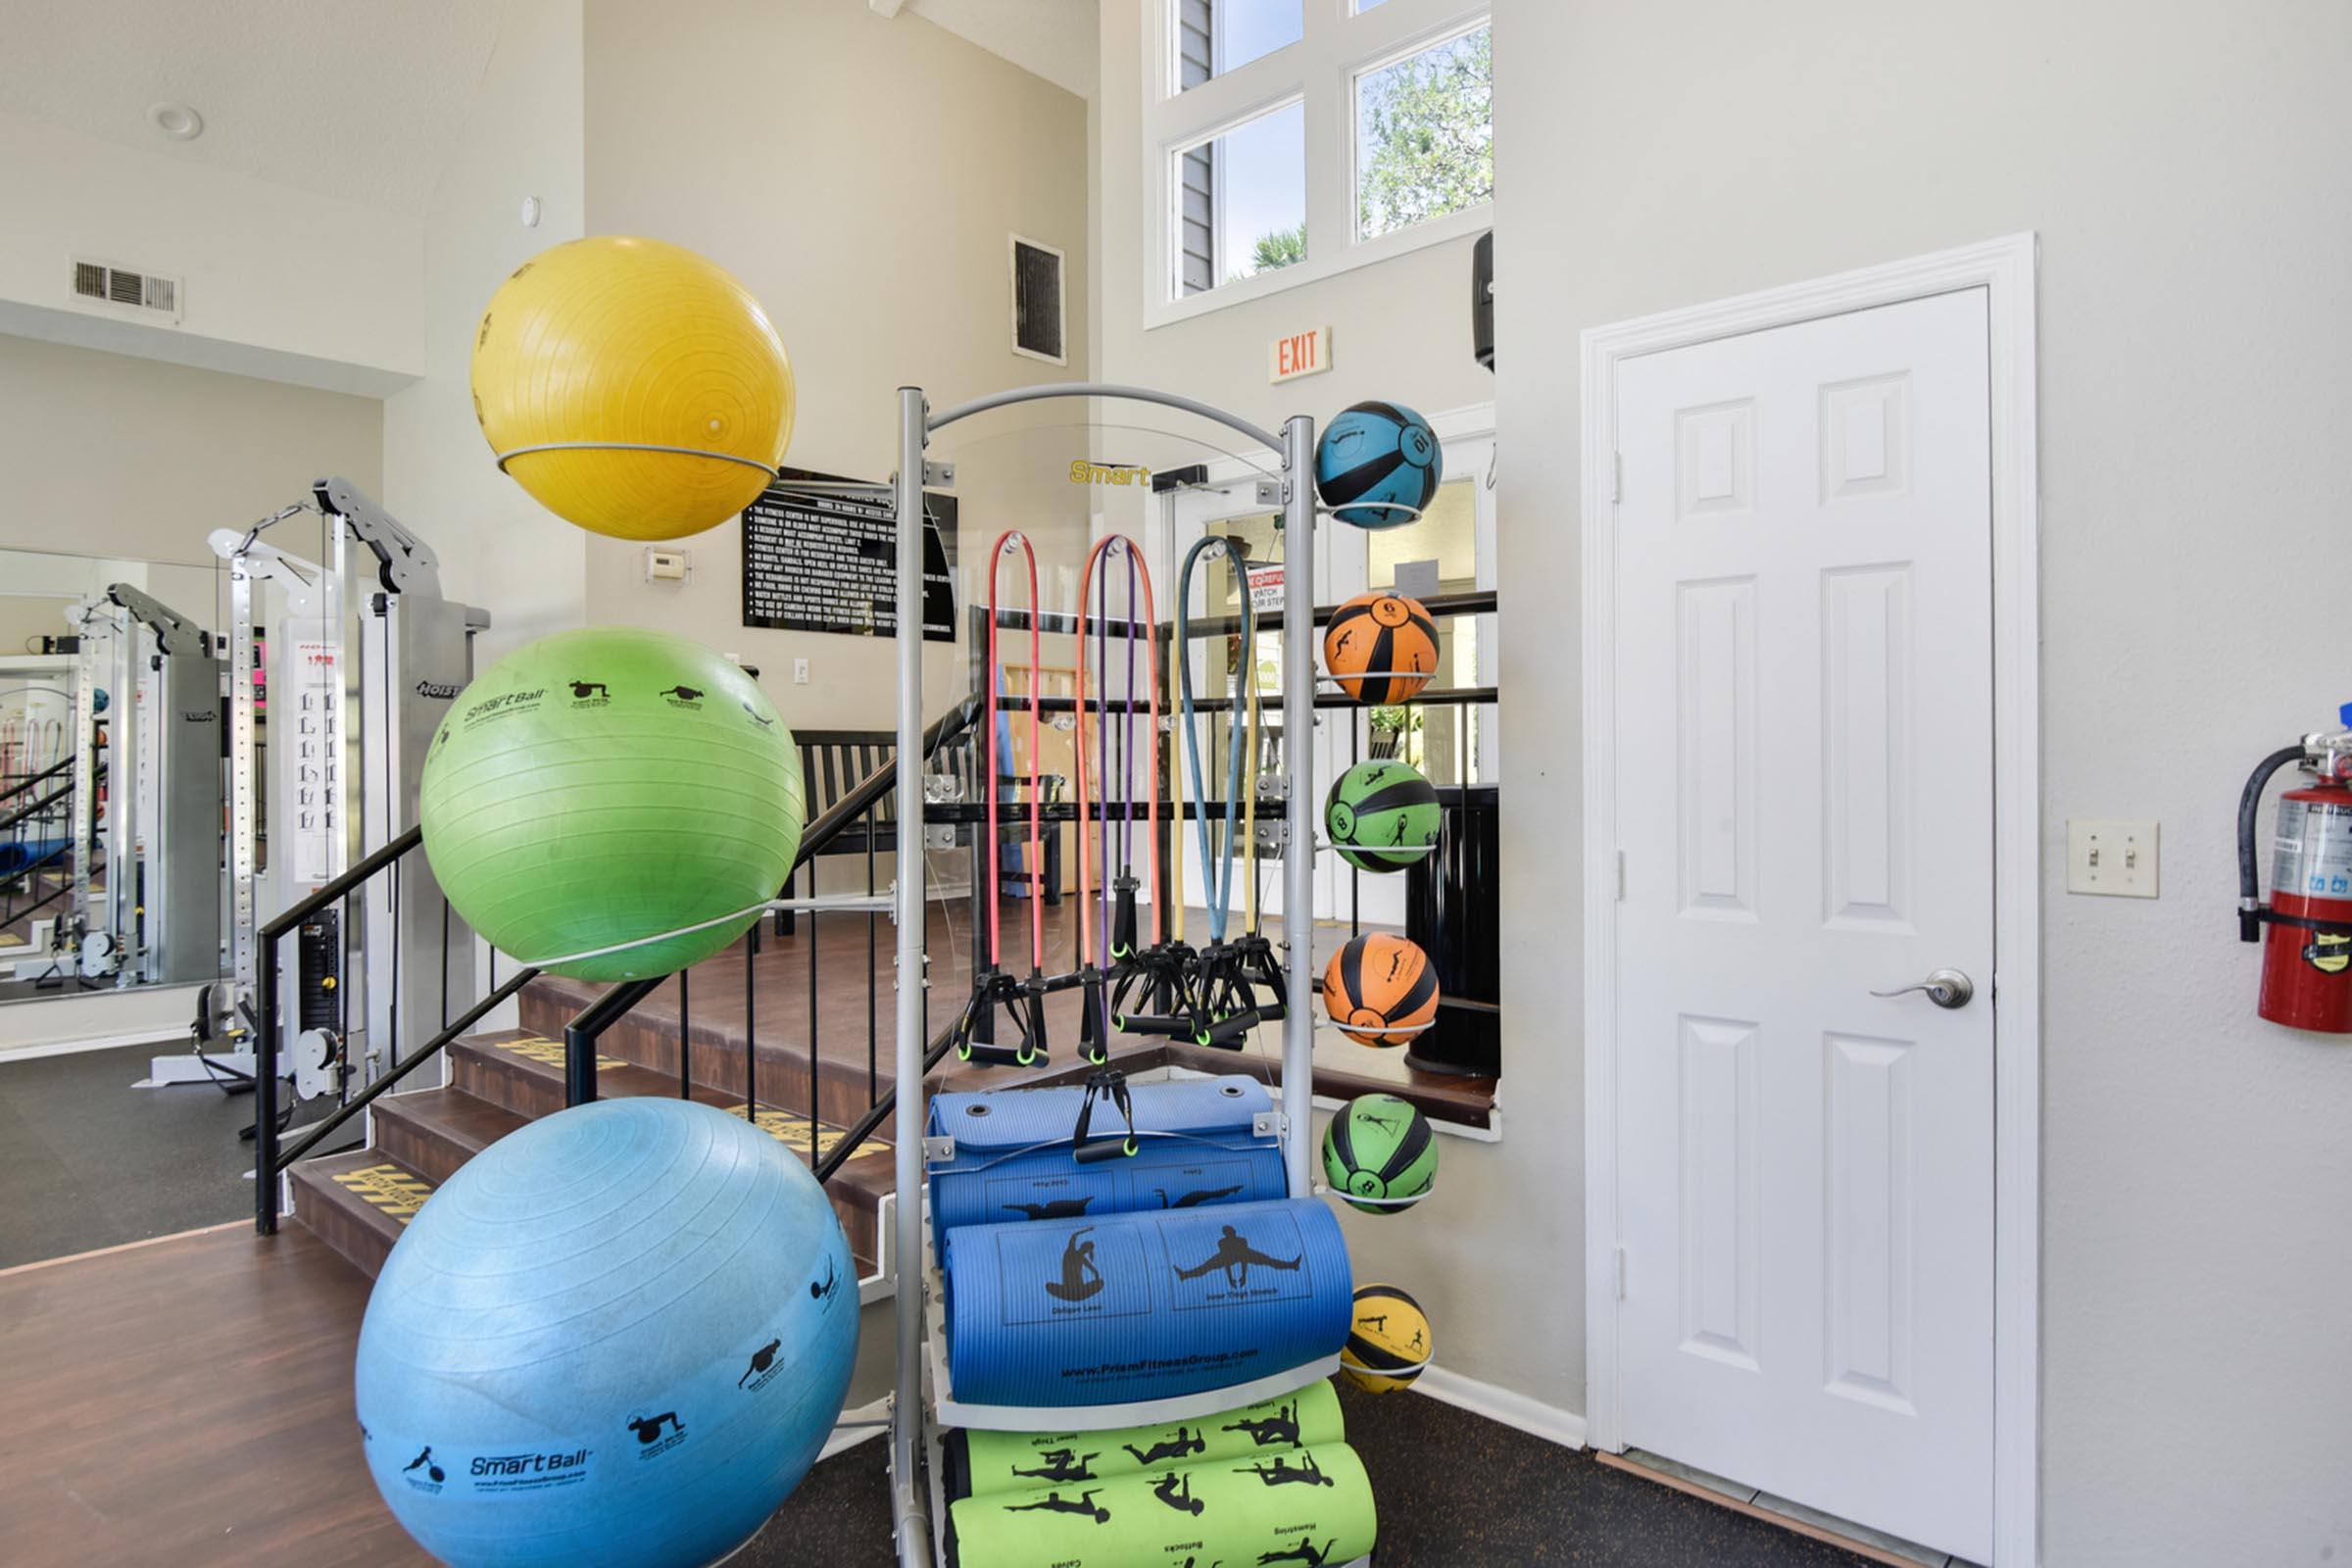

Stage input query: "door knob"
[{"left": 1870, "top": 968, "right": 1975, "bottom": 1009}]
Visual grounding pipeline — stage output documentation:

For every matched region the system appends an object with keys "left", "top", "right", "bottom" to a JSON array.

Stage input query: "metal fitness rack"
[{"left": 881, "top": 384, "right": 1323, "bottom": 1568}]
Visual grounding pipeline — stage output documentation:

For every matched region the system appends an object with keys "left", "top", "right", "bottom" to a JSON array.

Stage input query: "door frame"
[{"left": 1578, "top": 235, "right": 2041, "bottom": 1563}]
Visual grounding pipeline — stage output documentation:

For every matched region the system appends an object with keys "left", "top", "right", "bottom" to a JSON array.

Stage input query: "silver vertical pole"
[
  {"left": 889, "top": 385, "right": 933, "bottom": 1568},
  {"left": 1280, "top": 415, "right": 1317, "bottom": 1193}
]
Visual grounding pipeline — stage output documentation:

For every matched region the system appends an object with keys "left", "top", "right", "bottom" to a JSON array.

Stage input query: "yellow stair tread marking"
[
  {"left": 720, "top": 1103, "right": 890, "bottom": 1164},
  {"left": 498, "top": 1033, "right": 623, "bottom": 1072},
  {"left": 330, "top": 1162, "right": 434, "bottom": 1226}
]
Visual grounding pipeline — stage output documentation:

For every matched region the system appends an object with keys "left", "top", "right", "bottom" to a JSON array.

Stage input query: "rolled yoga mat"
[
  {"left": 927, "top": 1075, "right": 1288, "bottom": 1260},
  {"left": 947, "top": 1441, "right": 1376, "bottom": 1568},
  {"left": 943, "top": 1199, "right": 1352, "bottom": 1408},
  {"left": 945, "top": 1381, "right": 1347, "bottom": 1501}
]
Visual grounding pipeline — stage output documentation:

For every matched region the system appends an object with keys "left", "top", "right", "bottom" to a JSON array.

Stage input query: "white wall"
[
  {"left": 580, "top": 0, "right": 1096, "bottom": 733},
  {"left": 381, "top": 0, "right": 589, "bottom": 662},
  {"left": 0, "top": 109, "right": 422, "bottom": 395},
  {"left": 1099, "top": 2, "right": 2352, "bottom": 1562},
  {"left": 1490, "top": 3, "right": 2351, "bottom": 1564}
]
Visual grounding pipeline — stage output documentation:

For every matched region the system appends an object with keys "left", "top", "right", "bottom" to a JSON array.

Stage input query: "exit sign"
[{"left": 1270, "top": 325, "right": 1333, "bottom": 384}]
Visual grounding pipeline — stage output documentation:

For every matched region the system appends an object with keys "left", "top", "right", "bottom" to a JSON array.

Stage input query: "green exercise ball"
[{"left": 419, "top": 627, "right": 804, "bottom": 982}]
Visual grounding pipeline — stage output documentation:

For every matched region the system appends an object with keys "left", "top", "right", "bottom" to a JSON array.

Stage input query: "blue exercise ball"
[
  {"left": 1314, "top": 400, "right": 1443, "bottom": 527},
  {"left": 354, "top": 1097, "right": 858, "bottom": 1568}
]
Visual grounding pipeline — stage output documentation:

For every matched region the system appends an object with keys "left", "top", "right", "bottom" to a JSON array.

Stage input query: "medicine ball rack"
[{"left": 873, "top": 383, "right": 1337, "bottom": 1568}]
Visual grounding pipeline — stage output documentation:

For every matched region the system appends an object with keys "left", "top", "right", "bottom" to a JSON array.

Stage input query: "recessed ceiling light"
[{"left": 149, "top": 102, "right": 204, "bottom": 140}]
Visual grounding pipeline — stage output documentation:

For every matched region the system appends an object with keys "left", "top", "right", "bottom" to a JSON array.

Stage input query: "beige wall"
[
  {"left": 580, "top": 0, "right": 1094, "bottom": 735},
  {"left": 382, "top": 0, "right": 589, "bottom": 663},
  {"left": 0, "top": 108, "right": 422, "bottom": 394},
  {"left": 0, "top": 335, "right": 382, "bottom": 568},
  {"left": 1099, "top": 2, "right": 2352, "bottom": 1562}
]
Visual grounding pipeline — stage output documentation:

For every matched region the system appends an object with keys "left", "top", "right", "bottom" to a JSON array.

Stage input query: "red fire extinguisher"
[{"left": 2239, "top": 704, "right": 2352, "bottom": 1033}]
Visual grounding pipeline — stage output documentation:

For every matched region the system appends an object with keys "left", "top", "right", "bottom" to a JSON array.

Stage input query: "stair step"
[
  {"left": 372, "top": 1086, "right": 527, "bottom": 1186},
  {"left": 287, "top": 1150, "right": 434, "bottom": 1280},
  {"left": 451, "top": 1028, "right": 891, "bottom": 1268},
  {"left": 517, "top": 976, "right": 893, "bottom": 1130}
]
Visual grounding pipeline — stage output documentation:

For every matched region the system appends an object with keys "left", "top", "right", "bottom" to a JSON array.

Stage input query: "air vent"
[
  {"left": 1009, "top": 235, "right": 1065, "bottom": 365},
  {"left": 71, "top": 258, "right": 182, "bottom": 322}
]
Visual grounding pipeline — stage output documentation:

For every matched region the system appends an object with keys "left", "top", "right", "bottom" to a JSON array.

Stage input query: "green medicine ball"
[
  {"left": 419, "top": 627, "right": 805, "bottom": 982},
  {"left": 1324, "top": 760, "right": 1440, "bottom": 873},
  {"left": 1322, "top": 1093, "right": 1438, "bottom": 1216}
]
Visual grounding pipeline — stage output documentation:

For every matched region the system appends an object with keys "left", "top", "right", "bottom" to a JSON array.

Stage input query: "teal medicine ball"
[
  {"left": 354, "top": 1097, "right": 858, "bottom": 1568},
  {"left": 1324, "top": 760, "right": 1441, "bottom": 873},
  {"left": 1314, "top": 401, "right": 1442, "bottom": 527},
  {"left": 419, "top": 627, "right": 804, "bottom": 981}
]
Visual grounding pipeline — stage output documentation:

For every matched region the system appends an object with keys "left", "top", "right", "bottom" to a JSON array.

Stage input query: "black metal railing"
[
  {"left": 1, "top": 759, "right": 102, "bottom": 955},
  {"left": 556, "top": 695, "right": 987, "bottom": 1193}
]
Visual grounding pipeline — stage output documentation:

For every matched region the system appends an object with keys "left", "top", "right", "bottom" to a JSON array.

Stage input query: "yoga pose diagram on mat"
[
  {"left": 1152, "top": 1469, "right": 1206, "bottom": 1516},
  {"left": 1173, "top": 1224, "right": 1302, "bottom": 1288},
  {"left": 1010, "top": 1448, "right": 1099, "bottom": 1485},
  {"left": 1257, "top": 1540, "right": 1339, "bottom": 1567},
  {"left": 1222, "top": 1398, "right": 1302, "bottom": 1447},
  {"left": 1123, "top": 1426, "right": 1206, "bottom": 1465},
  {"left": 1233, "top": 1453, "right": 1335, "bottom": 1489},
  {"left": 1153, "top": 1183, "right": 1245, "bottom": 1208},
  {"left": 1004, "top": 1197, "right": 1095, "bottom": 1222},
  {"left": 1001, "top": 1489, "right": 1111, "bottom": 1524},
  {"left": 1043, "top": 1228, "right": 1105, "bottom": 1302}
]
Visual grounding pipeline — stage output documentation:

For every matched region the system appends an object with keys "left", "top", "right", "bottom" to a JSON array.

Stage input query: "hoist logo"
[
  {"left": 180, "top": 709, "right": 218, "bottom": 723},
  {"left": 415, "top": 679, "right": 462, "bottom": 701}
]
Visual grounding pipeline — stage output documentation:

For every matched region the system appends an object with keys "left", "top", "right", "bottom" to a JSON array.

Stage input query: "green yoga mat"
[
  {"left": 947, "top": 1441, "right": 1375, "bottom": 1568},
  {"left": 949, "top": 1382, "right": 1346, "bottom": 1500}
]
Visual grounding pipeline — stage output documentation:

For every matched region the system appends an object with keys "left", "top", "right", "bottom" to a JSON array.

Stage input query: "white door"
[{"left": 1611, "top": 289, "right": 1995, "bottom": 1561}]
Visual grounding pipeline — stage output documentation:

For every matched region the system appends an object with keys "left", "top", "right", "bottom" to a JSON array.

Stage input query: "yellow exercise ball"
[{"left": 471, "top": 235, "right": 794, "bottom": 541}]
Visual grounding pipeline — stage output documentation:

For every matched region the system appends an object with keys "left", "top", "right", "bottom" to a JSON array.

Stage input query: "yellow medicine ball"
[
  {"left": 471, "top": 235, "right": 795, "bottom": 541},
  {"left": 1340, "top": 1283, "right": 1432, "bottom": 1394}
]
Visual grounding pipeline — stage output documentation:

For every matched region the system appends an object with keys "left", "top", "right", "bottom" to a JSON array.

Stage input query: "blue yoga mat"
[
  {"left": 943, "top": 1198, "right": 1352, "bottom": 1409},
  {"left": 927, "top": 1075, "right": 1288, "bottom": 1260}
]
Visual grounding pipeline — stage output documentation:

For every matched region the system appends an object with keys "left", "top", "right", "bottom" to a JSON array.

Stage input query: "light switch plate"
[
  {"left": 2068, "top": 819, "right": 2159, "bottom": 898},
  {"left": 794, "top": 658, "right": 810, "bottom": 685}
]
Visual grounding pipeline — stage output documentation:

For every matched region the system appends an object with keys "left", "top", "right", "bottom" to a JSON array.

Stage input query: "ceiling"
[
  {"left": 902, "top": 0, "right": 1097, "bottom": 100},
  {"left": 0, "top": 0, "right": 508, "bottom": 217}
]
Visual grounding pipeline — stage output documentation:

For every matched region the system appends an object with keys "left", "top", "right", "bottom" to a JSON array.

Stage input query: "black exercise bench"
[{"left": 781, "top": 728, "right": 1060, "bottom": 932}]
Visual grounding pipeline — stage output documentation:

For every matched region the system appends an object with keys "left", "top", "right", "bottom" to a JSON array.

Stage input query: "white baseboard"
[
  {"left": 1413, "top": 1363, "right": 1588, "bottom": 1450},
  {"left": 0, "top": 1024, "right": 190, "bottom": 1064}
]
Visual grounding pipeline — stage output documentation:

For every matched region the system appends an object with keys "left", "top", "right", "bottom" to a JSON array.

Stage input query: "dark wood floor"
[{"left": 0, "top": 1226, "right": 431, "bottom": 1567}]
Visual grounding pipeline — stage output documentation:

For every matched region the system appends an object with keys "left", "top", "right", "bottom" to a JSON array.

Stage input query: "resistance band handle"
[
  {"left": 1199, "top": 1008, "right": 1261, "bottom": 1049},
  {"left": 1078, "top": 975, "right": 1107, "bottom": 1065},
  {"left": 1114, "top": 1008, "right": 1194, "bottom": 1039},
  {"left": 1071, "top": 1068, "right": 1138, "bottom": 1161},
  {"left": 1111, "top": 875, "right": 1140, "bottom": 961}
]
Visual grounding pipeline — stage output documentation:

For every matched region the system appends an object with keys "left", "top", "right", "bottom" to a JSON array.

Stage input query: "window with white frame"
[{"left": 1148, "top": 0, "right": 1492, "bottom": 319}]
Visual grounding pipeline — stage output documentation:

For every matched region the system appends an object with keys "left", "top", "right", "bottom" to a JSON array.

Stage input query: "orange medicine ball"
[
  {"left": 1322, "top": 592, "right": 1439, "bottom": 705},
  {"left": 1321, "top": 933, "right": 1440, "bottom": 1048}
]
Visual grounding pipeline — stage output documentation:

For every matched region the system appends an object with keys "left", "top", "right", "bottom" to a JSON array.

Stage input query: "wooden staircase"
[{"left": 286, "top": 991, "right": 898, "bottom": 1282}]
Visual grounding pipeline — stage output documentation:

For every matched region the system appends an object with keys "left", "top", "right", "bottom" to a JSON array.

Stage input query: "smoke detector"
[{"left": 148, "top": 102, "right": 204, "bottom": 140}]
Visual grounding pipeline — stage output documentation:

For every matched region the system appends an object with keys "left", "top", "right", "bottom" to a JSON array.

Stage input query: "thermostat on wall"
[{"left": 644, "top": 547, "right": 691, "bottom": 584}]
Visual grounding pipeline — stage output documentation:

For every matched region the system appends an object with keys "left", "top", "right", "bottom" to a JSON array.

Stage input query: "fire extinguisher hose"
[{"left": 2239, "top": 744, "right": 2311, "bottom": 940}]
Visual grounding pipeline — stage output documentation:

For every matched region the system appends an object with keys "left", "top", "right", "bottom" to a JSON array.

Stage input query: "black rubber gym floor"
[
  {"left": 748, "top": 1381, "right": 1871, "bottom": 1567},
  {"left": 0, "top": 1040, "right": 270, "bottom": 1266}
]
